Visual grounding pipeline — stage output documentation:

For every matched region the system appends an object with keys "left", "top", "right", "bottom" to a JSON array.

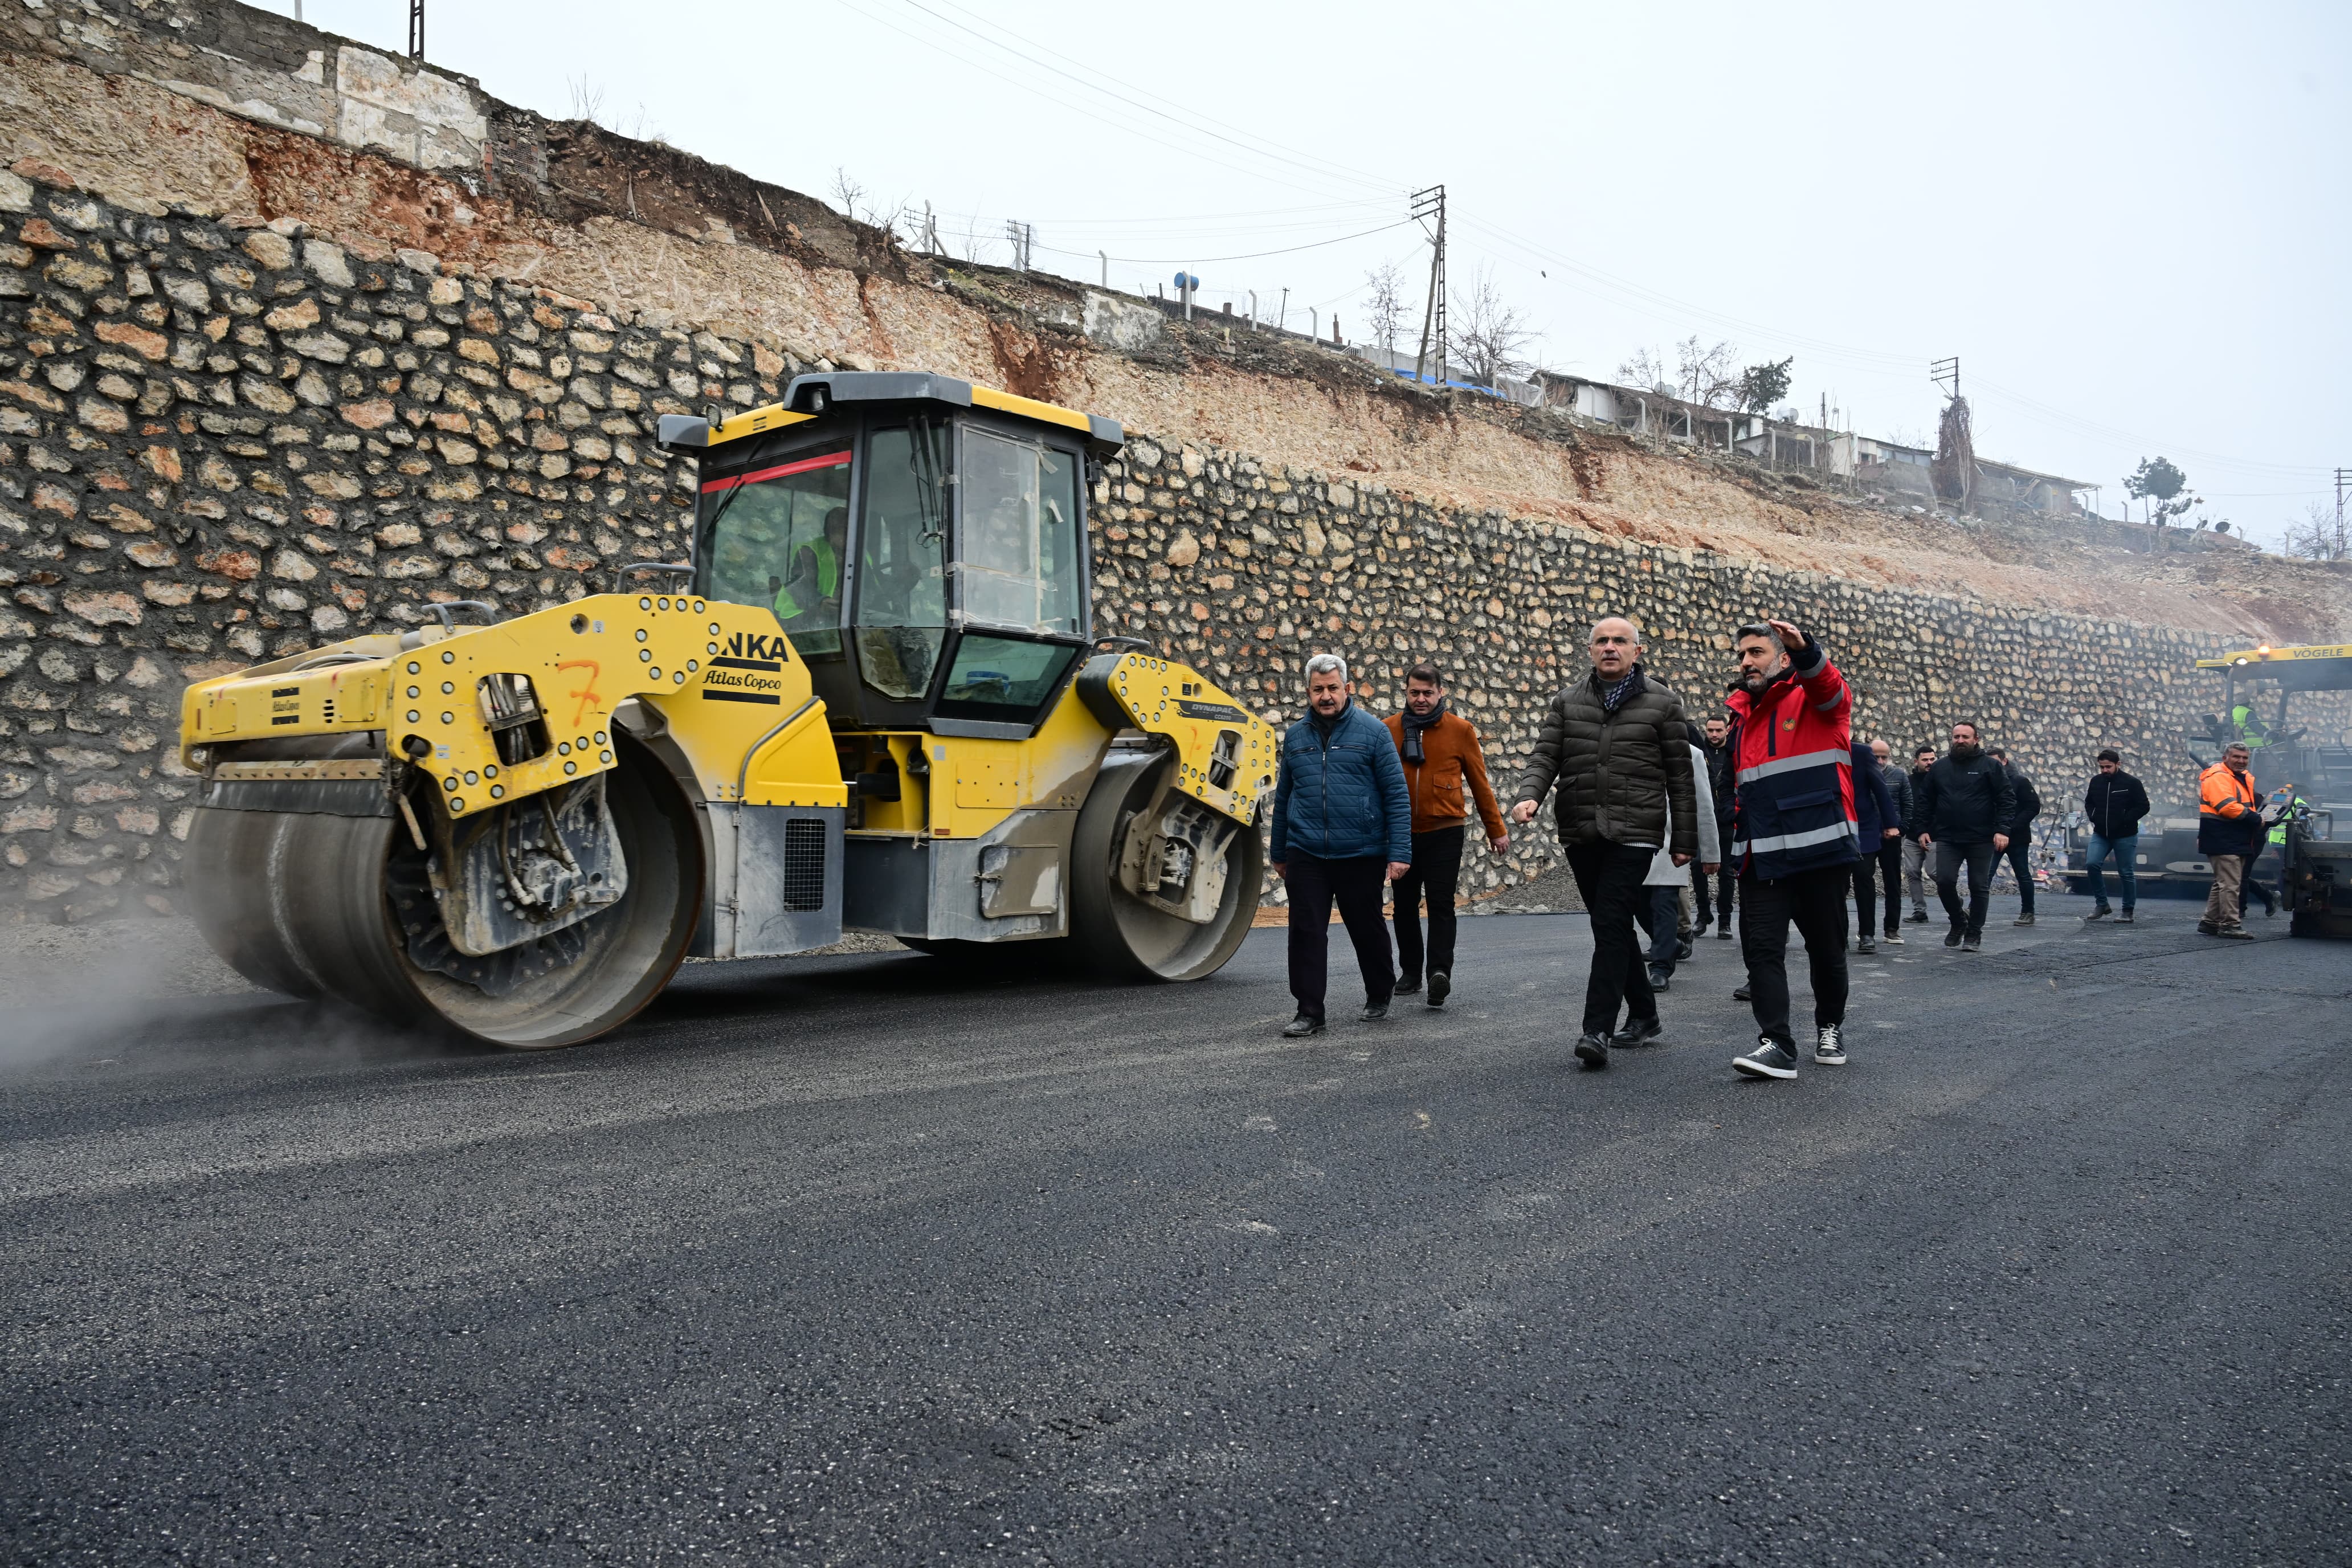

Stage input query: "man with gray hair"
[
  {"left": 1510, "top": 615, "right": 1698, "bottom": 1070},
  {"left": 1269, "top": 652, "right": 1413, "bottom": 1036}
]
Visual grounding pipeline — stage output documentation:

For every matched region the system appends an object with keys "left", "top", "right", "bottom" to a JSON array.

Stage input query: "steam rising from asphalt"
[{"left": 0, "top": 916, "right": 267, "bottom": 1069}]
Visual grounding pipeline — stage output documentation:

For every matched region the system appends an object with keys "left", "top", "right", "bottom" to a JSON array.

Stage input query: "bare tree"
[
  {"left": 2282, "top": 500, "right": 2351, "bottom": 561},
  {"left": 1617, "top": 346, "right": 1671, "bottom": 392},
  {"left": 1674, "top": 336, "right": 1743, "bottom": 408},
  {"left": 953, "top": 209, "right": 995, "bottom": 266},
  {"left": 1449, "top": 266, "right": 1537, "bottom": 385},
  {"left": 1362, "top": 262, "right": 1409, "bottom": 360},
  {"left": 828, "top": 166, "right": 871, "bottom": 224},
  {"left": 565, "top": 76, "right": 664, "bottom": 142}
]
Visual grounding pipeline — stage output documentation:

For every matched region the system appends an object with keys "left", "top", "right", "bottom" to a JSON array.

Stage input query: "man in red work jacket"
[{"left": 1723, "top": 618, "right": 1861, "bottom": 1081}]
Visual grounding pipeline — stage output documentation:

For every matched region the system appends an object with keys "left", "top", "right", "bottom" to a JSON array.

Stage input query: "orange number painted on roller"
[{"left": 556, "top": 660, "right": 603, "bottom": 728}]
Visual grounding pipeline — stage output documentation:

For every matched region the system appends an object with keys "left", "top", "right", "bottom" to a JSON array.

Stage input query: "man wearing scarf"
[
  {"left": 1383, "top": 662, "right": 1509, "bottom": 1008},
  {"left": 1509, "top": 616, "right": 1698, "bottom": 1071},
  {"left": 1914, "top": 720, "right": 2016, "bottom": 952}
]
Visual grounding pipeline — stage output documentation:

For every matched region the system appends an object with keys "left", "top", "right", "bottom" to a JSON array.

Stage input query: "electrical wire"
[{"left": 1033, "top": 219, "right": 1414, "bottom": 267}]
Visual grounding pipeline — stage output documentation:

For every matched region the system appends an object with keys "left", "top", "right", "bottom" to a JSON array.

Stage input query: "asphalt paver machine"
[
  {"left": 178, "top": 373, "right": 1279, "bottom": 1045},
  {"left": 2193, "top": 643, "right": 2352, "bottom": 937}
]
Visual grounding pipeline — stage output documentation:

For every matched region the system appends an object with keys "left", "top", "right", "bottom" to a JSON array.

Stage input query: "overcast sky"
[{"left": 284, "top": 0, "right": 2349, "bottom": 548}]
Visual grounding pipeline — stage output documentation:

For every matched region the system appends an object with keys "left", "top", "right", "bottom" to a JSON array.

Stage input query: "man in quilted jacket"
[
  {"left": 1269, "top": 653, "right": 1412, "bottom": 1037},
  {"left": 1509, "top": 615, "right": 1698, "bottom": 1071}
]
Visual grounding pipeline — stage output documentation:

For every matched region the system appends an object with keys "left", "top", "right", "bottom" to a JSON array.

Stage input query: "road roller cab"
[{"left": 177, "top": 374, "right": 1279, "bottom": 1047}]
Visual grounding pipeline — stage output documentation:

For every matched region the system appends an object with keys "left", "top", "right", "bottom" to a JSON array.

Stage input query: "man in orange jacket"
[
  {"left": 2198, "top": 741, "right": 2261, "bottom": 940},
  {"left": 1384, "top": 662, "right": 1510, "bottom": 1007}
]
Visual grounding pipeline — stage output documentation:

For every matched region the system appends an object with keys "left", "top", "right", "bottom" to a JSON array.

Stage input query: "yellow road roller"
[{"left": 177, "top": 373, "right": 1277, "bottom": 1046}]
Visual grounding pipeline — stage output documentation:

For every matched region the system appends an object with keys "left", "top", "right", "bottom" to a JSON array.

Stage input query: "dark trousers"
[
  {"left": 1716, "top": 861, "right": 1737, "bottom": 931},
  {"left": 1740, "top": 863, "right": 1851, "bottom": 1048},
  {"left": 1690, "top": 859, "right": 1714, "bottom": 930},
  {"left": 1285, "top": 854, "right": 1394, "bottom": 1023},
  {"left": 1563, "top": 840, "right": 1657, "bottom": 1035},
  {"left": 2002, "top": 834, "right": 2036, "bottom": 914},
  {"left": 1936, "top": 839, "right": 1999, "bottom": 937},
  {"left": 1635, "top": 884, "right": 1680, "bottom": 974},
  {"left": 1850, "top": 838, "right": 1901, "bottom": 937},
  {"left": 1392, "top": 825, "right": 1465, "bottom": 984}
]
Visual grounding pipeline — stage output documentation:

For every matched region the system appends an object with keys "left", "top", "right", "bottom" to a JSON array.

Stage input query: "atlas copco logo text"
[{"left": 701, "top": 631, "right": 789, "bottom": 704}]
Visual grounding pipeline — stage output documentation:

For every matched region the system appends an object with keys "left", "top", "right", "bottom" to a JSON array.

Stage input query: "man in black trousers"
[
  {"left": 1986, "top": 745, "right": 2043, "bottom": 926},
  {"left": 1915, "top": 722, "right": 2016, "bottom": 953},
  {"left": 1510, "top": 615, "right": 1697, "bottom": 1071},
  {"left": 1269, "top": 653, "right": 1413, "bottom": 1038}
]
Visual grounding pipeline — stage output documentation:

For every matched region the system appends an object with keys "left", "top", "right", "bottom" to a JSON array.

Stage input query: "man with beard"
[
  {"left": 1902, "top": 743, "right": 1938, "bottom": 924},
  {"left": 1509, "top": 616, "right": 1697, "bottom": 1070},
  {"left": 1271, "top": 654, "right": 1413, "bottom": 1036},
  {"left": 1722, "top": 618, "right": 1861, "bottom": 1080},
  {"left": 1383, "top": 662, "right": 1509, "bottom": 1007},
  {"left": 1914, "top": 721, "right": 2015, "bottom": 952}
]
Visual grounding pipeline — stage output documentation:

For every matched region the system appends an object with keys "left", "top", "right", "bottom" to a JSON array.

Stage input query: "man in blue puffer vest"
[{"left": 1270, "top": 652, "right": 1412, "bottom": 1038}]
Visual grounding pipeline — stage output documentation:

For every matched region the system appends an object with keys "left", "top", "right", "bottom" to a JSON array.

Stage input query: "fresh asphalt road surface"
[{"left": 3, "top": 892, "right": 2347, "bottom": 1566}]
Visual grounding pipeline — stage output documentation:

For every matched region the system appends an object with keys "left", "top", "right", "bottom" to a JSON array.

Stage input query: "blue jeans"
[{"left": 2085, "top": 833, "right": 2137, "bottom": 910}]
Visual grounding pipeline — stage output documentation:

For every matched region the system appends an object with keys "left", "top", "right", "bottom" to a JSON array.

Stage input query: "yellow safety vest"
[{"left": 778, "top": 537, "right": 839, "bottom": 618}]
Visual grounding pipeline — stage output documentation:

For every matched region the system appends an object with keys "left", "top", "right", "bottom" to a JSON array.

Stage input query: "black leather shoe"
[
  {"left": 1426, "top": 971, "right": 1451, "bottom": 1007},
  {"left": 1361, "top": 1002, "right": 1390, "bottom": 1022},
  {"left": 1574, "top": 1031, "right": 1610, "bottom": 1069},
  {"left": 1647, "top": 964, "right": 1671, "bottom": 992},
  {"left": 1612, "top": 1016, "right": 1663, "bottom": 1048},
  {"left": 1282, "top": 1014, "right": 1324, "bottom": 1038},
  {"left": 1394, "top": 975, "right": 1421, "bottom": 994},
  {"left": 1733, "top": 982, "right": 1752, "bottom": 1002}
]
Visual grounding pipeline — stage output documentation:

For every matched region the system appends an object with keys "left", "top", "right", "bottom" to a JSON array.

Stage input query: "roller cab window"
[
  {"left": 855, "top": 423, "right": 949, "bottom": 700},
  {"left": 957, "top": 429, "right": 1081, "bottom": 636},
  {"left": 699, "top": 444, "right": 851, "bottom": 657}
]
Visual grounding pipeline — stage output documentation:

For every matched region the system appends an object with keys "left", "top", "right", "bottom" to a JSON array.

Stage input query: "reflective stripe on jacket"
[
  {"left": 1724, "top": 635, "right": 1859, "bottom": 877},
  {"left": 2197, "top": 763, "right": 2260, "bottom": 857}
]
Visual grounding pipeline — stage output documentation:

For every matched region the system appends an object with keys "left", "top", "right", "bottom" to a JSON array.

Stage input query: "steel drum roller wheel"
[
  {"left": 1069, "top": 749, "right": 1263, "bottom": 982},
  {"left": 185, "top": 734, "right": 703, "bottom": 1048}
]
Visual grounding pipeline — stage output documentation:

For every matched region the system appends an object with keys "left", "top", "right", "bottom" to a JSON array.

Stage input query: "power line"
[
  {"left": 908, "top": 0, "right": 1399, "bottom": 197},
  {"left": 1031, "top": 219, "right": 1414, "bottom": 268}
]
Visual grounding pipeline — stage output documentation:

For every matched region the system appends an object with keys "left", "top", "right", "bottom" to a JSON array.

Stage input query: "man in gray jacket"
[{"left": 1509, "top": 615, "right": 1698, "bottom": 1071}]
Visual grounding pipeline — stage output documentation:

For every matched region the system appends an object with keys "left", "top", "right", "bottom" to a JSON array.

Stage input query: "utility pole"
[
  {"left": 1930, "top": 356, "right": 1960, "bottom": 401},
  {"left": 1410, "top": 185, "right": 1446, "bottom": 387},
  {"left": 407, "top": 0, "right": 424, "bottom": 60},
  {"left": 2337, "top": 468, "right": 2350, "bottom": 533}
]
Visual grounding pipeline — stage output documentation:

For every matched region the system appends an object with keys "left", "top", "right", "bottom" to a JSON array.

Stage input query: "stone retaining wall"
[{"left": 0, "top": 179, "right": 2314, "bottom": 920}]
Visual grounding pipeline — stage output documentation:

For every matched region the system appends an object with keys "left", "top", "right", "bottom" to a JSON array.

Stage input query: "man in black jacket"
[
  {"left": 2080, "top": 748, "right": 2152, "bottom": 923},
  {"left": 1509, "top": 615, "right": 1697, "bottom": 1070},
  {"left": 1700, "top": 714, "right": 1738, "bottom": 938},
  {"left": 1987, "top": 746, "right": 2043, "bottom": 926},
  {"left": 1914, "top": 721, "right": 2015, "bottom": 952}
]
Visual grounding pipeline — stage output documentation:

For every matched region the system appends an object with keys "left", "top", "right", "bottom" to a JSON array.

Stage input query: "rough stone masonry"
[{"left": 2, "top": 175, "right": 2295, "bottom": 921}]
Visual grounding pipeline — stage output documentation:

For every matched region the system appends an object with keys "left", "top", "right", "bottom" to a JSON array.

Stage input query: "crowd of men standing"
[{"left": 1267, "top": 611, "right": 2285, "bottom": 1080}]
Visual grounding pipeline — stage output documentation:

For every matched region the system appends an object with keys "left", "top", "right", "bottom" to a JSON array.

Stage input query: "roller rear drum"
[{"left": 186, "top": 735, "right": 703, "bottom": 1048}]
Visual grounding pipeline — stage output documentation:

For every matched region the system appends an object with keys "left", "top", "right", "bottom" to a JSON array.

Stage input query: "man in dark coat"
[
  {"left": 1848, "top": 739, "right": 1901, "bottom": 953},
  {"left": 1987, "top": 745, "right": 2043, "bottom": 926},
  {"left": 1270, "top": 653, "right": 1412, "bottom": 1038},
  {"left": 1914, "top": 721, "right": 2016, "bottom": 952},
  {"left": 2080, "top": 748, "right": 2152, "bottom": 922},
  {"left": 1901, "top": 743, "right": 1937, "bottom": 922},
  {"left": 1509, "top": 615, "right": 1697, "bottom": 1071},
  {"left": 1870, "top": 738, "right": 1909, "bottom": 944},
  {"left": 1701, "top": 713, "right": 1739, "bottom": 940}
]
